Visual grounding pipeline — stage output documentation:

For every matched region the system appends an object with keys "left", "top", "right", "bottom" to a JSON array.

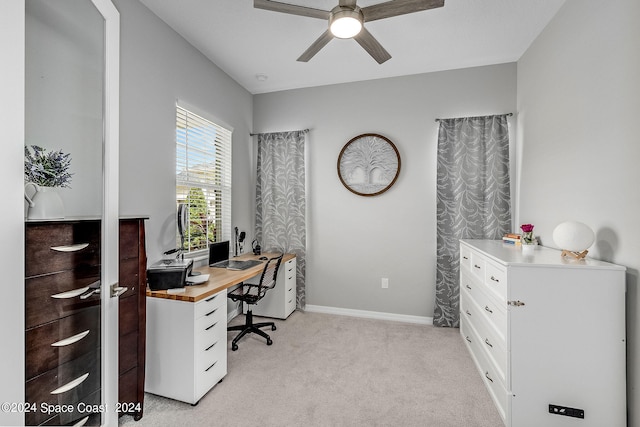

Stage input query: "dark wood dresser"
[
  {"left": 25, "top": 218, "right": 148, "bottom": 425},
  {"left": 25, "top": 219, "right": 103, "bottom": 426},
  {"left": 118, "top": 217, "right": 147, "bottom": 421}
]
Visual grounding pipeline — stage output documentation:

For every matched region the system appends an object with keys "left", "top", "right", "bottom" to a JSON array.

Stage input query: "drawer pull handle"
[
  {"left": 205, "top": 361, "right": 217, "bottom": 372},
  {"left": 288, "top": 275, "right": 294, "bottom": 280},
  {"left": 80, "top": 287, "right": 101, "bottom": 300},
  {"left": 465, "top": 284, "right": 471, "bottom": 290},
  {"left": 73, "top": 416, "right": 90, "bottom": 427},
  {"left": 205, "top": 342, "right": 217, "bottom": 351},
  {"left": 51, "top": 286, "right": 89, "bottom": 299},
  {"left": 288, "top": 299, "right": 293, "bottom": 304},
  {"left": 490, "top": 276, "right": 499, "bottom": 283},
  {"left": 205, "top": 309, "right": 218, "bottom": 317},
  {"left": 51, "top": 330, "right": 90, "bottom": 347},
  {"left": 50, "top": 243, "right": 89, "bottom": 252},
  {"left": 465, "top": 310, "right": 471, "bottom": 317},
  {"left": 205, "top": 322, "right": 218, "bottom": 331},
  {"left": 484, "top": 371, "right": 494, "bottom": 383},
  {"left": 484, "top": 305, "right": 493, "bottom": 314},
  {"left": 288, "top": 288, "right": 293, "bottom": 292},
  {"left": 465, "top": 336, "right": 472, "bottom": 343},
  {"left": 474, "top": 264, "right": 481, "bottom": 269},
  {"left": 205, "top": 295, "right": 218, "bottom": 302},
  {"left": 463, "top": 256, "right": 469, "bottom": 260},
  {"left": 51, "top": 373, "right": 89, "bottom": 395},
  {"left": 484, "top": 338, "right": 493, "bottom": 348}
]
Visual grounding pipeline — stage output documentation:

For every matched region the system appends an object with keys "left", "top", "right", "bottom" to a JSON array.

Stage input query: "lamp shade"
[{"left": 552, "top": 221, "right": 595, "bottom": 252}]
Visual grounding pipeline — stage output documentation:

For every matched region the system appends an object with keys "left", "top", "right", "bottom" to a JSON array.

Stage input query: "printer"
[{"left": 147, "top": 258, "right": 193, "bottom": 291}]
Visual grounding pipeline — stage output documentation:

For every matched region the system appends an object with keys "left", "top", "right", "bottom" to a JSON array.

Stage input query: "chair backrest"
[{"left": 256, "top": 253, "right": 284, "bottom": 299}]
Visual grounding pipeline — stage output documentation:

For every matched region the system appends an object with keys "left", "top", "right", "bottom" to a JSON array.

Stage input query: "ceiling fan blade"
[
  {"left": 353, "top": 27, "right": 391, "bottom": 64},
  {"left": 362, "top": 0, "right": 444, "bottom": 22},
  {"left": 297, "top": 30, "right": 334, "bottom": 62},
  {"left": 339, "top": 0, "right": 358, "bottom": 8},
  {"left": 254, "top": 0, "right": 330, "bottom": 20}
]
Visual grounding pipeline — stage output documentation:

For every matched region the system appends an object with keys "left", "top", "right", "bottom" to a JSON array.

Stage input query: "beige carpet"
[{"left": 119, "top": 311, "right": 503, "bottom": 427}]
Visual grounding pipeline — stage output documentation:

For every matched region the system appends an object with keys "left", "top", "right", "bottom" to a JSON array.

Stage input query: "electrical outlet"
[{"left": 381, "top": 278, "right": 389, "bottom": 289}]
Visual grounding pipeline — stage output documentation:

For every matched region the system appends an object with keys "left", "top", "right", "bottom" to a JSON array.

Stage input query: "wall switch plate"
[
  {"left": 381, "top": 278, "right": 389, "bottom": 288},
  {"left": 549, "top": 404, "right": 584, "bottom": 419}
]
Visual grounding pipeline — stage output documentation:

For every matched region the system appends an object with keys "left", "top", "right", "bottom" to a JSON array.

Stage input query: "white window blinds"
[{"left": 176, "top": 105, "right": 232, "bottom": 253}]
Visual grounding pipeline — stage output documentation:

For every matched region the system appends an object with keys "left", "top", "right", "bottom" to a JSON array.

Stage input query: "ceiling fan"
[{"left": 254, "top": 0, "right": 445, "bottom": 64}]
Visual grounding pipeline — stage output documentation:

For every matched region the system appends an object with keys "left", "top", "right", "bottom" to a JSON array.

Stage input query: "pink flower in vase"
[{"left": 520, "top": 224, "right": 535, "bottom": 244}]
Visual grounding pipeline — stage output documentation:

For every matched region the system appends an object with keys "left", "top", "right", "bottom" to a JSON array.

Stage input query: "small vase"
[
  {"left": 24, "top": 183, "right": 64, "bottom": 220},
  {"left": 521, "top": 243, "right": 536, "bottom": 255}
]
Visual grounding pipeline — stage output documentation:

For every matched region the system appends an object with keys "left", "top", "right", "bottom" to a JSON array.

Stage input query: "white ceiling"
[{"left": 139, "top": 0, "right": 566, "bottom": 95}]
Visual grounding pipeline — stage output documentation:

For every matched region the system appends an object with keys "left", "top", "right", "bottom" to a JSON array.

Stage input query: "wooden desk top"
[{"left": 146, "top": 252, "right": 295, "bottom": 303}]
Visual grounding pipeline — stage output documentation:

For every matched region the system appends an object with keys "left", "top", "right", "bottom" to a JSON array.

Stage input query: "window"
[{"left": 176, "top": 104, "right": 232, "bottom": 254}]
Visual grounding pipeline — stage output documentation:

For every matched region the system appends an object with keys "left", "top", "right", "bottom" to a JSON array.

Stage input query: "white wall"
[
  {"left": 0, "top": 3, "right": 25, "bottom": 425},
  {"left": 517, "top": 0, "right": 640, "bottom": 424},
  {"left": 114, "top": 0, "right": 254, "bottom": 265},
  {"left": 254, "top": 64, "right": 516, "bottom": 318}
]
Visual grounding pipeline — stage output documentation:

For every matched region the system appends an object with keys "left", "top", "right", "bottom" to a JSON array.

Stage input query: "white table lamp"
[{"left": 552, "top": 221, "right": 595, "bottom": 259}]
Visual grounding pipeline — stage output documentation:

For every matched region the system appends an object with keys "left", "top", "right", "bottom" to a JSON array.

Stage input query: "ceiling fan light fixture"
[{"left": 329, "top": 8, "right": 363, "bottom": 39}]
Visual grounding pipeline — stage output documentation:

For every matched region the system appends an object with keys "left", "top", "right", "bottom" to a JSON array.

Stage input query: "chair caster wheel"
[
  {"left": 267, "top": 338, "right": 272, "bottom": 346},
  {"left": 272, "top": 325, "right": 277, "bottom": 331},
  {"left": 232, "top": 344, "right": 238, "bottom": 351}
]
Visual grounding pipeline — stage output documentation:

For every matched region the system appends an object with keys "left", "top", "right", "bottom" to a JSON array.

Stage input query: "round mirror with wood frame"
[{"left": 337, "top": 133, "right": 401, "bottom": 197}]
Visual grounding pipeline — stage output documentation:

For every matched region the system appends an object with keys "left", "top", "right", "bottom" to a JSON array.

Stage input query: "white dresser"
[
  {"left": 459, "top": 239, "right": 626, "bottom": 427},
  {"left": 245, "top": 256, "right": 297, "bottom": 319},
  {"left": 145, "top": 290, "right": 227, "bottom": 405}
]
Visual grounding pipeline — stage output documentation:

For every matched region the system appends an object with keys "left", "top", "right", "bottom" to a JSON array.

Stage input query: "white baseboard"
[
  {"left": 305, "top": 305, "right": 433, "bottom": 325},
  {"left": 227, "top": 304, "right": 241, "bottom": 322}
]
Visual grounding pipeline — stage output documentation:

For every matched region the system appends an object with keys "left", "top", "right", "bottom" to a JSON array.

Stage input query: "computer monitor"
[{"left": 209, "top": 240, "right": 230, "bottom": 266}]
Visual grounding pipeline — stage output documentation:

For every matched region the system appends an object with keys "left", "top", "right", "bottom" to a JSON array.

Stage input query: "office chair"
[{"left": 227, "top": 253, "right": 284, "bottom": 351}]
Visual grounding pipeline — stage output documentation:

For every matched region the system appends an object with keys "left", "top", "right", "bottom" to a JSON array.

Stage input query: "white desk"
[{"left": 144, "top": 253, "right": 295, "bottom": 404}]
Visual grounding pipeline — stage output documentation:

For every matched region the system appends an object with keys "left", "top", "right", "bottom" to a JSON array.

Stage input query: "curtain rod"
[
  {"left": 435, "top": 113, "right": 513, "bottom": 122},
  {"left": 250, "top": 128, "right": 310, "bottom": 136}
]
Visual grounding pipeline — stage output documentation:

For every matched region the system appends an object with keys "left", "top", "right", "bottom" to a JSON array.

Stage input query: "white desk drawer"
[
  {"left": 195, "top": 291, "right": 225, "bottom": 319},
  {"left": 196, "top": 338, "right": 225, "bottom": 372},
  {"left": 195, "top": 358, "right": 225, "bottom": 399},
  {"left": 196, "top": 314, "right": 225, "bottom": 345}
]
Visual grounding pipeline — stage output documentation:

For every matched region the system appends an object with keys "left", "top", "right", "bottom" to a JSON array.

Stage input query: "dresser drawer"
[
  {"left": 25, "top": 268, "right": 101, "bottom": 329},
  {"left": 25, "top": 348, "right": 101, "bottom": 426},
  {"left": 26, "top": 306, "right": 100, "bottom": 380},
  {"left": 25, "top": 221, "right": 101, "bottom": 277},
  {"left": 119, "top": 291, "right": 139, "bottom": 337},
  {"left": 469, "top": 252, "right": 486, "bottom": 282},
  {"left": 460, "top": 244, "right": 472, "bottom": 271},
  {"left": 461, "top": 284, "right": 507, "bottom": 346},
  {"left": 119, "top": 220, "right": 141, "bottom": 260},
  {"left": 460, "top": 317, "right": 507, "bottom": 423},
  {"left": 461, "top": 290, "right": 507, "bottom": 385},
  {"left": 195, "top": 291, "right": 225, "bottom": 318},
  {"left": 119, "top": 330, "right": 139, "bottom": 376},
  {"left": 484, "top": 261, "right": 507, "bottom": 304}
]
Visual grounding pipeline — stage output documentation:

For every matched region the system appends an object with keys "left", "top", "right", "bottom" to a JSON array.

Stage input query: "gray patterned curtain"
[
  {"left": 256, "top": 130, "right": 307, "bottom": 309},
  {"left": 434, "top": 115, "right": 511, "bottom": 327}
]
